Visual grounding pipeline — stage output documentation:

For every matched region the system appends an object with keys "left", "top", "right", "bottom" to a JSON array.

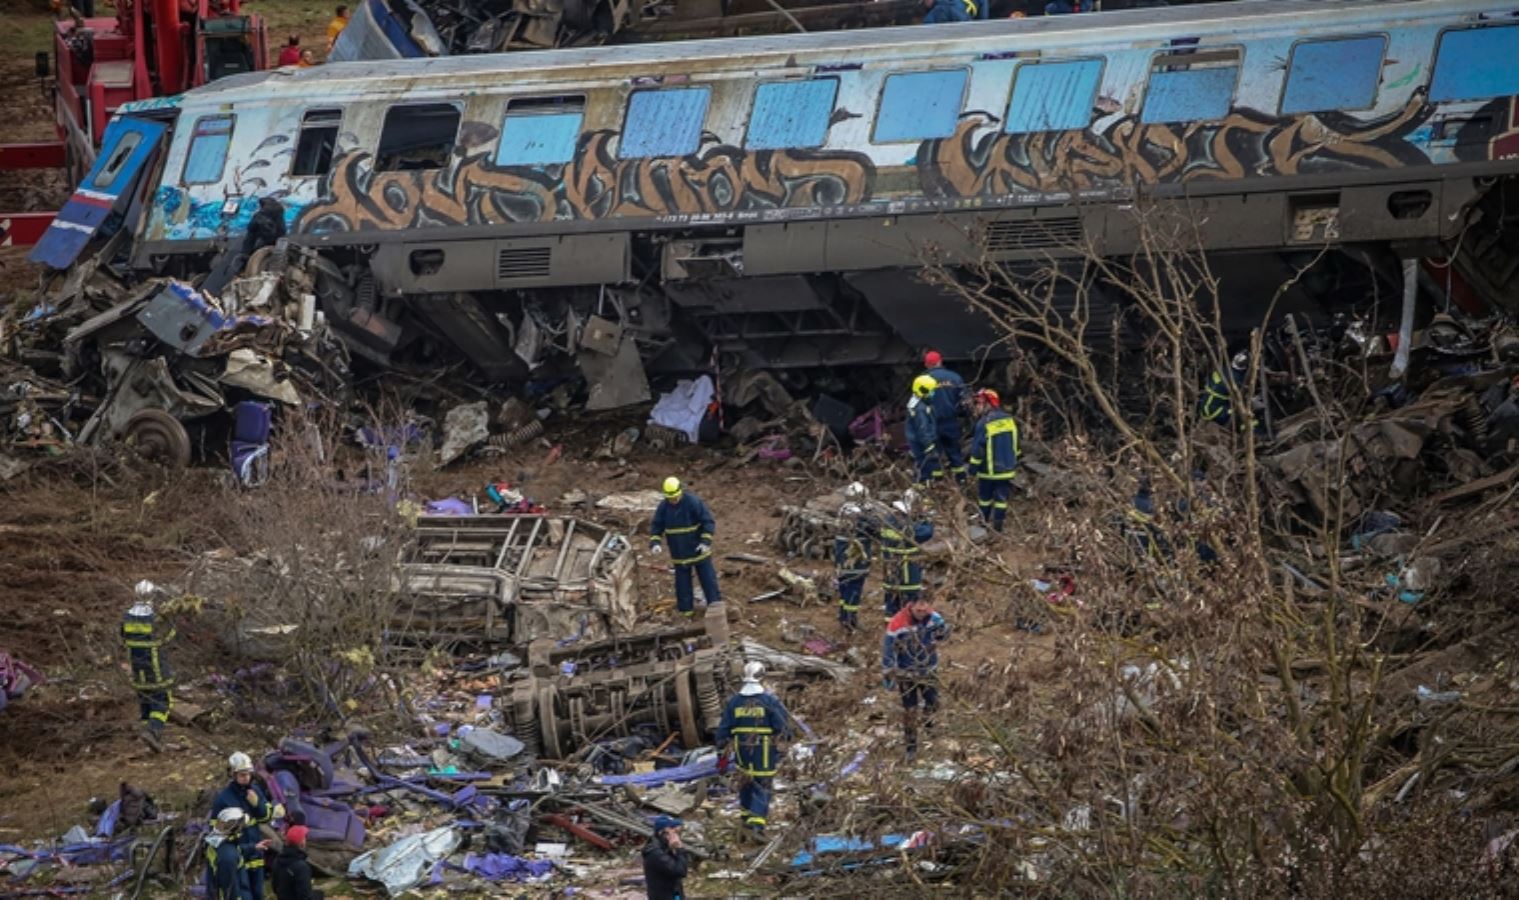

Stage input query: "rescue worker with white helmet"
[
  {"left": 834, "top": 482, "right": 874, "bottom": 633},
  {"left": 713, "top": 661, "right": 793, "bottom": 836},
  {"left": 206, "top": 807, "right": 251, "bottom": 900},
  {"left": 211, "top": 751, "right": 276, "bottom": 897},
  {"left": 121, "top": 580, "right": 175, "bottom": 752},
  {"left": 648, "top": 476, "right": 722, "bottom": 617}
]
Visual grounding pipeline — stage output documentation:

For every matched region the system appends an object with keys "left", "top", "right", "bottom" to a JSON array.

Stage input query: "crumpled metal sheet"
[{"left": 348, "top": 825, "right": 461, "bottom": 896}]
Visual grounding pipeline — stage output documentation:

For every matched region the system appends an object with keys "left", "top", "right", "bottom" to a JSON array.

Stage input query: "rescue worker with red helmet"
[
  {"left": 968, "top": 389, "right": 1019, "bottom": 532},
  {"left": 649, "top": 477, "right": 722, "bottom": 617},
  {"left": 921, "top": 350, "right": 968, "bottom": 483}
]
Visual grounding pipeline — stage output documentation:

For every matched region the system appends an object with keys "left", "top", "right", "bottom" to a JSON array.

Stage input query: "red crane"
[{"left": 0, "top": 0, "right": 267, "bottom": 247}]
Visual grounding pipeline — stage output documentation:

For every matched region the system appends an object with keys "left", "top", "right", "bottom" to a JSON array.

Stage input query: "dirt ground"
[{"left": 0, "top": 427, "right": 1040, "bottom": 852}]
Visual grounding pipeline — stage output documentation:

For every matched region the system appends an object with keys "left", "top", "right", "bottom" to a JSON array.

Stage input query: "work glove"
[
  {"left": 696, "top": 543, "right": 711, "bottom": 556},
  {"left": 272, "top": 803, "right": 286, "bottom": 822},
  {"left": 649, "top": 543, "right": 663, "bottom": 556}
]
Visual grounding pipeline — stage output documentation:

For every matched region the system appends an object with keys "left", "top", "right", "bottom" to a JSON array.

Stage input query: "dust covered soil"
[{"left": 0, "top": 429, "right": 1045, "bottom": 894}]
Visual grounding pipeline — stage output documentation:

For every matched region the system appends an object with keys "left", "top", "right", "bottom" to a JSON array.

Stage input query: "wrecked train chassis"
[
  {"left": 397, "top": 514, "right": 638, "bottom": 647},
  {"left": 506, "top": 605, "right": 736, "bottom": 758}
]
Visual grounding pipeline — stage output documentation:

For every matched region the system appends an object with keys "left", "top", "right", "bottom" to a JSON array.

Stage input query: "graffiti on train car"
[
  {"left": 916, "top": 93, "right": 1437, "bottom": 199},
  {"left": 295, "top": 128, "right": 876, "bottom": 233}
]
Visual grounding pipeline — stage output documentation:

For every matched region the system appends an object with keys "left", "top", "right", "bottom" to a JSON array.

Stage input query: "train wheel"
[{"left": 123, "top": 409, "right": 191, "bottom": 468}]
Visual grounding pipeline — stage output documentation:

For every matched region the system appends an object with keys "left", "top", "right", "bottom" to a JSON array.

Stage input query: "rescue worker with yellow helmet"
[
  {"left": 906, "top": 375, "right": 940, "bottom": 483},
  {"left": 649, "top": 477, "right": 722, "bottom": 616}
]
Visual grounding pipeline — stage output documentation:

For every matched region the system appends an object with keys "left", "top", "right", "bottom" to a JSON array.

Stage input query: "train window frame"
[
  {"left": 92, "top": 132, "right": 142, "bottom": 189},
  {"left": 374, "top": 102, "right": 462, "bottom": 172},
  {"left": 1279, "top": 34, "right": 1387, "bottom": 116},
  {"left": 872, "top": 67, "right": 970, "bottom": 144},
  {"left": 619, "top": 86, "right": 711, "bottom": 159},
  {"left": 744, "top": 77, "right": 840, "bottom": 151},
  {"left": 182, "top": 115, "right": 235, "bottom": 186},
  {"left": 1139, "top": 47, "right": 1242, "bottom": 125},
  {"left": 1004, "top": 57, "right": 1105, "bottom": 135},
  {"left": 496, "top": 94, "right": 586, "bottom": 167},
  {"left": 1429, "top": 25, "right": 1519, "bottom": 104},
  {"left": 288, "top": 107, "right": 343, "bottom": 178}
]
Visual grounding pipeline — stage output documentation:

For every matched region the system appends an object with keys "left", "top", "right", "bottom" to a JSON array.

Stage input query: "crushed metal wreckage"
[
  {"left": 3, "top": 241, "right": 349, "bottom": 474},
  {"left": 330, "top": 0, "right": 923, "bottom": 60},
  {"left": 398, "top": 513, "right": 639, "bottom": 645}
]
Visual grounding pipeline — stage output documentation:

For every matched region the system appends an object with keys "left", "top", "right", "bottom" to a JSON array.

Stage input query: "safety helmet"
[
  {"left": 891, "top": 500, "right": 910, "bottom": 515},
  {"left": 228, "top": 751, "right": 254, "bottom": 774},
  {"left": 742, "top": 660, "right": 765, "bottom": 682},
  {"left": 1231, "top": 351, "right": 1249, "bottom": 370},
  {"left": 134, "top": 580, "right": 157, "bottom": 597},
  {"left": 977, "top": 388, "right": 1001, "bottom": 408},
  {"left": 923, "top": 350, "right": 943, "bottom": 368},
  {"left": 215, "top": 808, "right": 247, "bottom": 832},
  {"left": 843, "top": 481, "right": 868, "bottom": 500},
  {"left": 661, "top": 476, "right": 682, "bottom": 497},
  {"left": 912, "top": 375, "right": 937, "bottom": 398}
]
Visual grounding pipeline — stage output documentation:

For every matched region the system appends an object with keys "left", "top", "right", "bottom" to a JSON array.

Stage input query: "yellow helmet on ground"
[
  {"left": 662, "top": 476, "right": 682, "bottom": 497},
  {"left": 912, "top": 374, "right": 938, "bottom": 398}
]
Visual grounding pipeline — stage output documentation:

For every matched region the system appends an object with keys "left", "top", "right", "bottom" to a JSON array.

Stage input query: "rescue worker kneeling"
[
  {"left": 713, "top": 661, "right": 793, "bottom": 835},
  {"left": 649, "top": 477, "right": 722, "bottom": 616},
  {"left": 207, "top": 808, "right": 253, "bottom": 900}
]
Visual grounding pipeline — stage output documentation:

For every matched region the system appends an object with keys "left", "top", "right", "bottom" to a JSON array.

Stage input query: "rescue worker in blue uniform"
[
  {"left": 713, "top": 661, "right": 792, "bottom": 836},
  {"left": 880, "top": 495, "right": 933, "bottom": 618},
  {"left": 649, "top": 477, "right": 722, "bottom": 617},
  {"left": 834, "top": 486, "right": 873, "bottom": 633},
  {"left": 922, "top": 351, "right": 968, "bottom": 483},
  {"left": 906, "top": 375, "right": 940, "bottom": 483},
  {"left": 206, "top": 807, "right": 253, "bottom": 900},
  {"left": 1127, "top": 479, "right": 1170, "bottom": 560},
  {"left": 211, "top": 752, "right": 275, "bottom": 898},
  {"left": 967, "top": 389, "right": 1019, "bottom": 532},
  {"left": 921, "top": 0, "right": 977, "bottom": 23},
  {"left": 121, "top": 580, "right": 174, "bottom": 752},
  {"left": 883, "top": 595, "right": 951, "bottom": 760},
  {"left": 1199, "top": 351, "right": 1250, "bottom": 427}
]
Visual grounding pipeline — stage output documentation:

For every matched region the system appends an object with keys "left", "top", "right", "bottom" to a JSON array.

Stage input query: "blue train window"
[
  {"left": 183, "top": 115, "right": 234, "bottom": 185},
  {"left": 1141, "top": 51, "right": 1238, "bottom": 124},
  {"left": 874, "top": 69, "right": 967, "bottom": 143},
  {"left": 620, "top": 88, "right": 710, "bottom": 158},
  {"left": 1281, "top": 36, "right": 1385, "bottom": 115},
  {"left": 747, "top": 79, "right": 838, "bottom": 150},
  {"left": 497, "top": 96, "right": 584, "bottom": 166},
  {"left": 1431, "top": 26, "right": 1519, "bottom": 103},
  {"left": 1005, "top": 59, "right": 1103, "bottom": 134}
]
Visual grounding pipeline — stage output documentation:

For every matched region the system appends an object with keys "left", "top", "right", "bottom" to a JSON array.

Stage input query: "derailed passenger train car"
[{"left": 33, "top": 0, "right": 1519, "bottom": 397}]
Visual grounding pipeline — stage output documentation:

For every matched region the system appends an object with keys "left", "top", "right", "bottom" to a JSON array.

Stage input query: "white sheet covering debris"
[{"left": 648, "top": 375, "right": 714, "bottom": 444}]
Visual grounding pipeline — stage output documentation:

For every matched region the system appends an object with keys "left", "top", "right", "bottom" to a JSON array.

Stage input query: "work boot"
[{"left": 139, "top": 724, "right": 164, "bottom": 754}]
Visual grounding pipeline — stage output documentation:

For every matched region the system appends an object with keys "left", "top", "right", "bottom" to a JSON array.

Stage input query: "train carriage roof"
[{"left": 189, "top": 0, "right": 1488, "bottom": 105}]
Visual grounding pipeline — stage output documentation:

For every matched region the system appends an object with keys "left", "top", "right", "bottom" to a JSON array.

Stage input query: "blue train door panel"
[{"left": 30, "top": 117, "right": 168, "bottom": 269}]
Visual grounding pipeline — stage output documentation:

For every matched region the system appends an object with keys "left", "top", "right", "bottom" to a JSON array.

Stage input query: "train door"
[{"left": 29, "top": 117, "right": 168, "bottom": 269}]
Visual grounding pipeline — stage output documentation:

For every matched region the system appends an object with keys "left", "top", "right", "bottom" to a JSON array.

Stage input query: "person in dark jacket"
[
  {"left": 649, "top": 477, "right": 722, "bottom": 617},
  {"left": 883, "top": 595, "right": 951, "bottom": 760},
  {"left": 271, "top": 825, "right": 323, "bottom": 900},
  {"left": 880, "top": 495, "right": 933, "bottom": 618},
  {"left": 922, "top": 350, "right": 968, "bottom": 482},
  {"left": 206, "top": 808, "right": 252, "bottom": 900},
  {"left": 967, "top": 388, "right": 1019, "bottom": 532},
  {"left": 712, "top": 661, "right": 793, "bottom": 835},
  {"left": 922, "top": 0, "right": 978, "bottom": 23},
  {"left": 641, "top": 815, "right": 691, "bottom": 900},
  {"left": 121, "top": 580, "right": 175, "bottom": 752},
  {"left": 211, "top": 752, "right": 274, "bottom": 898},
  {"left": 834, "top": 489, "right": 873, "bottom": 633},
  {"left": 906, "top": 375, "right": 940, "bottom": 483}
]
